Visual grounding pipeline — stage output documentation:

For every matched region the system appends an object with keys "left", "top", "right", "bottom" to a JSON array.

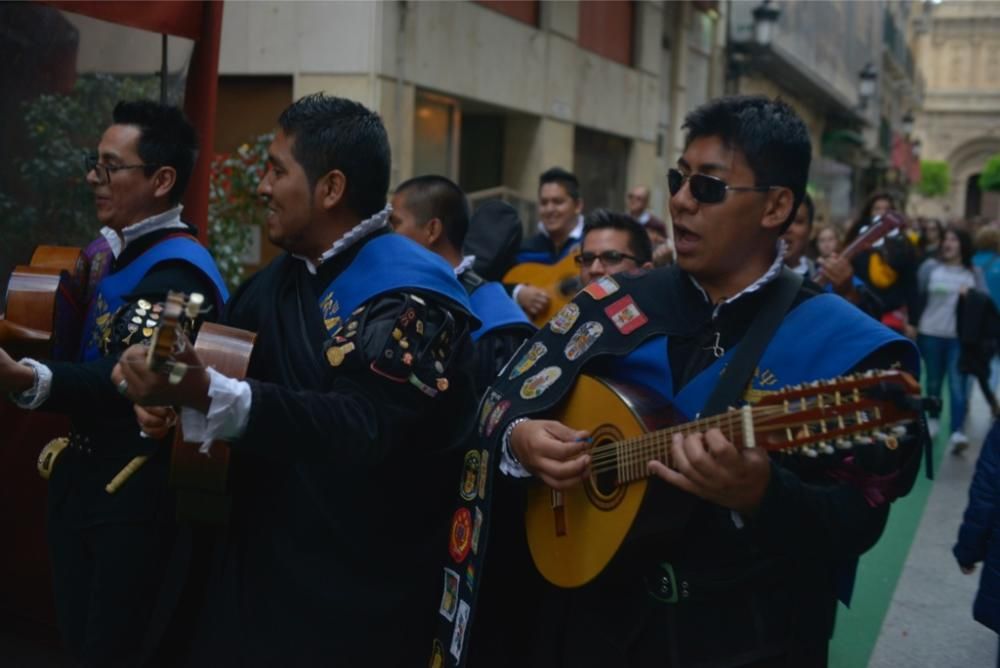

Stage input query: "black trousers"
[{"left": 47, "top": 517, "right": 175, "bottom": 667}]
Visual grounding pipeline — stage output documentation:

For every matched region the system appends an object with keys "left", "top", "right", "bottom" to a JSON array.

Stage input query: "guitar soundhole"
[{"left": 584, "top": 424, "right": 628, "bottom": 511}]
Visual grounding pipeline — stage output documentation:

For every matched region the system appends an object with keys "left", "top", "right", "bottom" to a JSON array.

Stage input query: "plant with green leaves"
[
  {"left": 980, "top": 154, "right": 1000, "bottom": 194},
  {"left": 917, "top": 160, "right": 950, "bottom": 198}
]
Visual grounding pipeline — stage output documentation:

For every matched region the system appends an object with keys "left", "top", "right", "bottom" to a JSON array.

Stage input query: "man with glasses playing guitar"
[
  {"left": 435, "top": 96, "right": 927, "bottom": 668},
  {"left": 0, "top": 101, "right": 228, "bottom": 666}
]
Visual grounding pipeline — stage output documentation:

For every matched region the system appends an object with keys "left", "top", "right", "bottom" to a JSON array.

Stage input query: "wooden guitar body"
[
  {"left": 503, "top": 253, "right": 581, "bottom": 326},
  {"left": 525, "top": 375, "right": 682, "bottom": 588}
]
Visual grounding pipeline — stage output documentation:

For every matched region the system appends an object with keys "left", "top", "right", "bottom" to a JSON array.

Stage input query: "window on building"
[
  {"left": 575, "top": 126, "right": 629, "bottom": 211},
  {"left": 578, "top": 0, "right": 634, "bottom": 67},
  {"left": 414, "top": 92, "right": 460, "bottom": 181}
]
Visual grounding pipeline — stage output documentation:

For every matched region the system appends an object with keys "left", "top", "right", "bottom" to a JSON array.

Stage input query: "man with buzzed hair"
[{"left": 391, "top": 175, "right": 533, "bottom": 393}]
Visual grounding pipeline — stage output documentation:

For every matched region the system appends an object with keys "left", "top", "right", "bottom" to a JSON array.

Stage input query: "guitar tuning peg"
[
  {"left": 891, "top": 425, "right": 908, "bottom": 437},
  {"left": 854, "top": 435, "right": 874, "bottom": 445},
  {"left": 836, "top": 438, "right": 853, "bottom": 450},
  {"left": 800, "top": 446, "right": 819, "bottom": 458},
  {"left": 185, "top": 293, "right": 205, "bottom": 319},
  {"left": 872, "top": 430, "right": 890, "bottom": 442},
  {"left": 818, "top": 442, "right": 835, "bottom": 455}
]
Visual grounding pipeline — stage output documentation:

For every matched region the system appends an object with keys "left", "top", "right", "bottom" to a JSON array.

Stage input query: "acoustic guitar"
[
  {"left": 503, "top": 252, "right": 581, "bottom": 326},
  {"left": 145, "top": 292, "right": 256, "bottom": 522},
  {"left": 0, "top": 245, "right": 85, "bottom": 360},
  {"left": 525, "top": 370, "right": 923, "bottom": 588},
  {"left": 813, "top": 210, "right": 905, "bottom": 288}
]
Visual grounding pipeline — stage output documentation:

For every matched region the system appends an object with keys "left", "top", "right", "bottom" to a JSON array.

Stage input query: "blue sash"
[
  {"left": 514, "top": 237, "right": 580, "bottom": 265},
  {"left": 468, "top": 282, "right": 532, "bottom": 342},
  {"left": 317, "top": 234, "right": 475, "bottom": 335},
  {"left": 80, "top": 236, "right": 229, "bottom": 361},
  {"left": 608, "top": 293, "right": 917, "bottom": 420}
]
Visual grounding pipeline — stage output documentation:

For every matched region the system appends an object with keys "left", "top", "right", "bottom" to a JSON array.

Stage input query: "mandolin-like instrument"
[
  {"left": 525, "top": 370, "right": 923, "bottom": 588},
  {"left": 813, "top": 211, "right": 905, "bottom": 288},
  {"left": 502, "top": 253, "right": 581, "bottom": 326}
]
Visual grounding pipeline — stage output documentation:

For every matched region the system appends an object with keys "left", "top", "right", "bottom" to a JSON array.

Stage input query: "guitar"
[
  {"left": 525, "top": 370, "right": 922, "bottom": 588},
  {"left": 813, "top": 210, "right": 905, "bottom": 288},
  {"left": 0, "top": 245, "right": 85, "bottom": 360},
  {"left": 145, "top": 292, "right": 256, "bottom": 521},
  {"left": 502, "top": 253, "right": 581, "bottom": 326}
]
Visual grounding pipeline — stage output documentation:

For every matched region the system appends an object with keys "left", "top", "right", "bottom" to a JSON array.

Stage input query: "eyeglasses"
[
  {"left": 574, "top": 250, "right": 640, "bottom": 266},
  {"left": 667, "top": 168, "right": 776, "bottom": 204},
  {"left": 84, "top": 153, "right": 160, "bottom": 185}
]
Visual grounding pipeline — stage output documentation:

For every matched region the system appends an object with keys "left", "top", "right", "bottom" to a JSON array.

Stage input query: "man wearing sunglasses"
[
  {"left": 449, "top": 96, "right": 924, "bottom": 668},
  {"left": 0, "top": 101, "right": 227, "bottom": 665},
  {"left": 576, "top": 209, "right": 654, "bottom": 285}
]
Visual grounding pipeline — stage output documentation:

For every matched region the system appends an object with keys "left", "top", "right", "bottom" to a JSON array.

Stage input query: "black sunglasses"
[
  {"left": 667, "top": 168, "right": 776, "bottom": 204},
  {"left": 574, "top": 250, "right": 640, "bottom": 266}
]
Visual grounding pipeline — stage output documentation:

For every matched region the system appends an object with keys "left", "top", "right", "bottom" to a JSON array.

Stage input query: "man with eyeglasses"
[
  {"left": 576, "top": 209, "right": 654, "bottom": 286},
  {"left": 445, "top": 96, "right": 925, "bottom": 668},
  {"left": 0, "top": 100, "right": 227, "bottom": 665}
]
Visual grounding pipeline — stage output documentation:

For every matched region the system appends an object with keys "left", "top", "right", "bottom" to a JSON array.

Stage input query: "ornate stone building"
[{"left": 911, "top": 0, "right": 1000, "bottom": 220}]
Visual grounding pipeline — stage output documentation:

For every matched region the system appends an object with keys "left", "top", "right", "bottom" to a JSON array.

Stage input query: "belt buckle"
[{"left": 646, "top": 561, "right": 680, "bottom": 604}]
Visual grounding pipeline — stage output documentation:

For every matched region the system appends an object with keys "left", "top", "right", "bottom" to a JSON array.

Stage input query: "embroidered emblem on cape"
[
  {"left": 478, "top": 391, "right": 501, "bottom": 435},
  {"left": 477, "top": 450, "right": 489, "bottom": 499},
  {"left": 450, "top": 600, "right": 472, "bottom": 660},
  {"left": 449, "top": 507, "right": 473, "bottom": 563},
  {"left": 471, "top": 506, "right": 484, "bottom": 554},
  {"left": 604, "top": 295, "right": 648, "bottom": 335},
  {"left": 520, "top": 366, "right": 563, "bottom": 400},
  {"left": 325, "top": 342, "right": 355, "bottom": 367},
  {"left": 465, "top": 563, "right": 476, "bottom": 591},
  {"left": 484, "top": 400, "right": 511, "bottom": 438},
  {"left": 549, "top": 303, "right": 580, "bottom": 334},
  {"left": 564, "top": 321, "right": 604, "bottom": 361},
  {"left": 583, "top": 276, "right": 620, "bottom": 300},
  {"left": 438, "top": 569, "right": 460, "bottom": 621},
  {"left": 430, "top": 639, "right": 445, "bottom": 668},
  {"left": 460, "top": 450, "right": 481, "bottom": 501},
  {"left": 509, "top": 341, "right": 548, "bottom": 379}
]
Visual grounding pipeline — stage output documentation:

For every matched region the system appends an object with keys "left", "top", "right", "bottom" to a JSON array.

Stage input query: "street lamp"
[
  {"left": 912, "top": 139, "right": 922, "bottom": 157},
  {"left": 858, "top": 63, "right": 878, "bottom": 102},
  {"left": 752, "top": 0, "right": 781, "bottom": 47},
  {"left": 901, "top": 111, "right": 915, "bottom": 137}
]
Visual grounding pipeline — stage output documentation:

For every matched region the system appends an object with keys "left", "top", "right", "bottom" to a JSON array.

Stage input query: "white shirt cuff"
[
  {"left": 180, "top": 367, "right": 252, "bottom": 451},
  {"left": 11, "top": 358, "right": 51, "bottom": 409},
  {"left": 511, "top": 283, "right": 525, "bottom": 304},
  {"left": 499, "top": 417, "right": 532, "bottom": 478}
]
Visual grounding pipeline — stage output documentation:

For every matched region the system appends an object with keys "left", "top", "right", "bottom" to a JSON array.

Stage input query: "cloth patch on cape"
[
  {"left": 604, "top": 295, "right": 648, "bottom": 335},
  {"left": 509, "top": 341, "right": 548, "bottom": 380},
  {"left": 564, "top": 321, "right": 604, "bottom": 361},
  {"left": 484, "top": 400, "right": 511, "bottom": 438},
  {"left": 449, "top": 507, "right": 473, "bottom": 563},
  {"left": 583, "top": 276, "right": 619, "bottom": 300},
  {"left": 549, "top": 302, "right": 580, "bottom": 334},
  {"left": 478, "top": 391, "right": 502, "bottom": 435},
  {"left": 450, "top": 600, "right": 471, "bottom": 661},
  {"left": 438, "top": 568, "right": 460, "bottom": 621},
  {"left": 471, "top": 506, "right": 484, "bottom": 554},
  {"left": 520, "top": 366, "right": 563, "bottom": 400},
  {"left": 460, "top": 450, "right": 481, "bottom": 501}
]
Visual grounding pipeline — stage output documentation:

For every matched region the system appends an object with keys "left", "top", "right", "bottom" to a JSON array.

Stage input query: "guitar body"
[
  {"left": 169, "top": 321, "right": 256, "bottom": 522},
  {"left": 525, "top": 375, "right": 683, "bottom": 588},
  {"left": 503, "top": 253, "right": 581, "bottom": 326}
]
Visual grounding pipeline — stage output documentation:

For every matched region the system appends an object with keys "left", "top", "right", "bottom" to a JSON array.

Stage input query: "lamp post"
[
  {"left": 858, "top": 62, "right": 878, "bottom": 110},
  {"left": 727, "top": 0, "right": 782, "bottom": 94},
  {"left": 901, "top": 110, "right": 915, "bottom": 137},
  {"left": 752, "top": 0, "right": 781, "bottom": 48}
]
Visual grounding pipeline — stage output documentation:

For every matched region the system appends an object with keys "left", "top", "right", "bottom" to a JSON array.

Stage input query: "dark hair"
[
  {"left": 801, "top": 193, "right": 815, "bottom": 228},
  {"left": 581, "top": 209, "right": 653, "bottom": 264},
  {"left": 539, "top": 166, "right": 580, "bottom": 201},
  {"left": 681, "top": 96, "right": 811, "bottom": 232},
  {"left": 112, "top": 100, "right": 197, "bottom": 205},
  {"left": 846, "top": 191, "right": 897, "bottom": 244},
  {"left": 394, "top": 175, "right": 470, "bottom": 249},
  {"left": 945, "top": 225, "right": 974, "bottom": 268},
  {"left": 278, "top": 93, "right": 390, "bottom": 219}
]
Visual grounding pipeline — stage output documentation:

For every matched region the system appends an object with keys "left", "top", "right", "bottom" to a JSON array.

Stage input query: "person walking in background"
[
  {"left": 954, "top": 418, "right": 1000, "bottom": 667},
  {"left": 915, "top": 226, "right": 986, "bottom": 452},
  {"left": 812, "top": 223, "right": 842, "bottom": 262}
]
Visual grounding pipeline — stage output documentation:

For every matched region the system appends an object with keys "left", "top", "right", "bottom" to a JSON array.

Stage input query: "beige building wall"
[{"left": 910, "top": 0, "right": 1000, "bottom": 219}]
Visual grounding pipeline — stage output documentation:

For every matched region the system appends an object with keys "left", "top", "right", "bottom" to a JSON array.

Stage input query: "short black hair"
[
  {"left": 801, "top": 193, "right": 815, "bottom": 228},
  {"left": 394, "top": 175, "right": 470, "bottom": 249},
  {"left": 681, "top": 95, "right": 811, "bottom": 231},
  {"left": 539, "top": 166, "right": 580, "bottom": 201},
  {"left": 278, "top": 93, "right": 390, "bottom": 219},
  {"left": 581, "top": 209, "right": 653, "bottom": 264},
  {"left": 112, "top": 100, "right": 197, "bottom": 205}
]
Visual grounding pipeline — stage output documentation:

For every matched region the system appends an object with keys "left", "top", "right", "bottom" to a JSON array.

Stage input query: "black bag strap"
[{"left": 701, "top": 267, "right": 803, "bottom": 416}]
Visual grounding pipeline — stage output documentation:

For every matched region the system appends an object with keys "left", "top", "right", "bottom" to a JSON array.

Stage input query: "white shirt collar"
[
  {"left": 454, "top": 255, "right": 476, "bottom": 276},
  {"left": 688, "top": 239, "right": 789, "bottom": 318},
  {"left": 99, "top": 205, "right": 187, "bottom": 259},
  {"left": 788, "top": 255, "right": 811, "bottom": 277},
  {"left": 637, "top": 211, "right": 651, "bottom": 225},
  {"left": 536, "top": 215, "right": 584, "bottom": 242},
  {"left": 293, "top": 204, "right": 392, "bottom": 275}
]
